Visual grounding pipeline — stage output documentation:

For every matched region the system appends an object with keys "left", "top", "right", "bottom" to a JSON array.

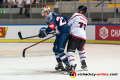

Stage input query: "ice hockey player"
[
  {"left": 67, "top": 5, "right": 88, "bottom": 72},
  {"left": 39, "top": 6, "right": 70, "bottom": 74}
]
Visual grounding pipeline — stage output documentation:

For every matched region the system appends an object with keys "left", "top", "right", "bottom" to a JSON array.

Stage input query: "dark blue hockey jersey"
[{"left": 45, "top": 13, "right": 70, "bottom": 34}]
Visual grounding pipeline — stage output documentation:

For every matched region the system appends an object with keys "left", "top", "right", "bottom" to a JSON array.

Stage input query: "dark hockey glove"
[{"left": 38, "top": 30, "right": 48, "bottom": 38}]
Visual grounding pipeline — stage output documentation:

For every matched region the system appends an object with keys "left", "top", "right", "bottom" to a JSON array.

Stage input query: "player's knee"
[
  {"left": 55, "top": 53, "right": 58, "bottom": 56},
  {"left": 78, "top": 50, "right": 85, "bottom": 54},
  {"left": 67, "top": 52, "right": 74, "bottom": 56},
  {"left": 67, "top": 49, "right": 75, "bottom": 53},
  {"left": 53, "top": 46, "right": 57, "bottom": 53},
  {"left": 57, "top": 48, "right": 64, "bottom": 54}
]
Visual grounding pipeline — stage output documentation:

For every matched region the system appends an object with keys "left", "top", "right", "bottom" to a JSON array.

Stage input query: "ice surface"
[{"left": 0, "top": 43, "right": 120, "bottom": 80}]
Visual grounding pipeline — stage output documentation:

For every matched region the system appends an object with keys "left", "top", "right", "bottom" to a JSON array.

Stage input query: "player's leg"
[
  {"left": 53, "top": 39, "right": 64, "bottom": 71},
  {"left": 56, "top": 33, "right": 70, "bottom": 74},
  {"left": 67, "top": 35, "right": 79, "bottom": 72},
  {"left": 77, "top": 39, "right": 87, "bottom": 70},
  {"left": 56, "top": 33, "right": 69, "bottom": 64}
]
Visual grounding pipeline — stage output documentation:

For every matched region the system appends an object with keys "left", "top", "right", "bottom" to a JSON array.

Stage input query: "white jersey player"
[{"left": 67, "top": 5, "right": 88, "bottom": 72}]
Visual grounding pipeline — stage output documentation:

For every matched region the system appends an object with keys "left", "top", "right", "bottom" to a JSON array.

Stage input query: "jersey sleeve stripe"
[{"left": 69, "top": 15, "right": 87, "bottom": 23}]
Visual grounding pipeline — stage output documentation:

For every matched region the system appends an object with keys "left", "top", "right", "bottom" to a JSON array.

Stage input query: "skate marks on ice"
[
  {"left": 0, "top": 68, "right": 88, "bottom": 76},
  {"left": 0, "top": 56, "right": 63, "bottom": 76},
  {"left": 0, "top": 43, "right": 120, "bottom": 80},
  {"left": 77, "top": 69, "right": 88, "bottom": 72},
  {"left": 0, "top": 69, "right": 61, "bottom": 76},
  {"left": 0, "top": 43, "right": 54, "bottom": 58},
  {"left": 0, "top": 50, "right": 53, "bottom": 58}
]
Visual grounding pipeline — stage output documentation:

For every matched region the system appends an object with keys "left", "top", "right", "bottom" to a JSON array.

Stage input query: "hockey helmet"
[
  {"left": 78, "top": 5, "right": 87, "bottom": 14},
  {"left": 41, "top": 6, "right": 50, "bottom": 16}
]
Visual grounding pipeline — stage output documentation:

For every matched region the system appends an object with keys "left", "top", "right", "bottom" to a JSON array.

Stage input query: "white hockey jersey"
[{"left": 68, "top": 13, "right": 88, "bottom": 40}]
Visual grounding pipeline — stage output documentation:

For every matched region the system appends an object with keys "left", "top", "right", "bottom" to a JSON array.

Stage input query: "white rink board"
[
  {"left": 86, "top": 25, "right": 95, "bottom": 40},
  {"left": 0, "top": 25, "right": 54, "bottom": 39},
  {"left": 0, "top": 25, "right": 95, "bottom": 40}
]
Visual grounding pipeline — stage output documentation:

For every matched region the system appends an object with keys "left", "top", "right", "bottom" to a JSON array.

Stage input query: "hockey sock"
[
  {"left": 78, "top": 50, "right": 86, "bottom": 62},
  {"left": 59, "top": 53, "right": 68, "bottom": 64},
  {"left": 55, "top": 53, "right": 62, "bottom": 63},
  {"left": 67, "top": 52, "right": 75, "bottom": 66}
]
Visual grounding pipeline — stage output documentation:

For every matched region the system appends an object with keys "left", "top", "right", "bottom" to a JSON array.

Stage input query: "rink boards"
[{"left": 0, "top": 24, "right": 120, "bottom": 44}]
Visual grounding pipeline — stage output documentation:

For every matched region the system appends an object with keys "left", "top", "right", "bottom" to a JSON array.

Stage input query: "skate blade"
[
  {"left": 82, "top": 67, "right": 88, "bottom": 71},
  {"left": 61, "top": 71, "right": 64, "bottom": 74},
  {"left": 56, "top": 69, "right": 61, "bottom": 72},
  {"left": 62, "top": 71, "right": 69, "bottom": 75}
]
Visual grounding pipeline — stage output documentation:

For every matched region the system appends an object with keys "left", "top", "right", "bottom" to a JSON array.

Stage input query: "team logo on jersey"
[
  {"left": 0, "top": 27, "right": 8, "bottom": 38},
  {"left": 47, "top": 17, "right": 51, "bottom": 22},
  {"left": 69, "top": 71, "right": 76, "bottom": 78},
  {"left": 99, "top": 27, "right": 108, "bottom": 39}
]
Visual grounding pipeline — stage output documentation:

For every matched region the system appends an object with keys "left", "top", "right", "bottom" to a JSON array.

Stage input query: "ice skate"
[
  {"left": 61, "top": 64, "right": 77, "bottom": 75},
  {"left": 55, "top": 62, "right": 64, "bottom": 72},
  {"left": 81, "top": 60, "right": 87, "bottom": 71}
]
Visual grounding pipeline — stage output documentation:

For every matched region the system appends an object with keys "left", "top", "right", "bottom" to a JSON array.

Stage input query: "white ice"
[{"left": 0, "top": 43, "right": 120, "bottom": 80}]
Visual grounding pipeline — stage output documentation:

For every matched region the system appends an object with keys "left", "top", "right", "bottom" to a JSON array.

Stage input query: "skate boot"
[
  {"left": 81, "top": 60, "right": 87, "bottom": 70},
  {"left": 55, "top": 62, "right": 64, "bottom": 72},
  {"left": 61, "top": 63, "right": 70, "bottom": 74},
  {"left": 70, "top": 64, "right": 77, "bottom": 72},
  {"left": 68, "top": 64, "right": 77, "bottom": 75},
  {"left": 61, "top": 64, "right": 77, "bottom": 75}
]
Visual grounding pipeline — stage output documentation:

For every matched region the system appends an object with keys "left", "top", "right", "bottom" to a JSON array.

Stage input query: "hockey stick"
[
  {"left": 18, "top": 31, "right": 55, "bottom": 40},
  {"left": 22, "top": 35, "right": 56, "bottom": 58},
  {"left": 18, "top": 32, "right": 38, "bottom": 40}
]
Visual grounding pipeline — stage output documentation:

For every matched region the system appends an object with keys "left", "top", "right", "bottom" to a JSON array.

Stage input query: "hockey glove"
[{"left": 38, "top": 30, "right": 48, "bottom": 38}]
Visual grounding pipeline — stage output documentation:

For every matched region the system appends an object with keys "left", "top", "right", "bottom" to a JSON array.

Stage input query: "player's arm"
[
  {"left": 63, "top": 16, "right": 69, "bottom": 23},
  {"left": 46, "top": 22, "right": 56, "bottom": 33},
  {"left": 39, "top": 18, "right": 56, "bottom": 38}
]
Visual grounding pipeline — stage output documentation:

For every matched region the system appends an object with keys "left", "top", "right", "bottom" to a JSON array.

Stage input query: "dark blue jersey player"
[{"left": 39, "top": 6, "right": 70, "bottom": 74}]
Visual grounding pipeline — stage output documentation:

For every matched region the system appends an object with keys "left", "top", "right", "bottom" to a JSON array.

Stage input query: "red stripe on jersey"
[
  {"left": 48, "top": 23, "right": 55, "bottom": 30},
  {"left": 71, "top": 34, "right": 86, "bottom": 41},
  {"left": 69, "top": 15, "right": 87, "bottom": 23},
  {"left": 57, "top": 26, "right": 61, "bottom": 34}
]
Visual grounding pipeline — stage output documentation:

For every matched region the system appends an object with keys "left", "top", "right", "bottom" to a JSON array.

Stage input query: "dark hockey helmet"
[{"left": 78, "top": 5, "right": 87, "bottom": 14}]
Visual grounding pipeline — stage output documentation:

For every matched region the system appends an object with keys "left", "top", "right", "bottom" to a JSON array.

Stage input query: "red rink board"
[{"left": 95, "top": 25, "right": 120, "bottom": 41}]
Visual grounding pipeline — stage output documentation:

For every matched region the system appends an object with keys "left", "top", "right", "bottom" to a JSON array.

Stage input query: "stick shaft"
[
  {"left": 22, "top": 35, "right": 38, "bottom": 39},
  {"left": 23, "top": 35, "right": 56, "bottom": 57},
  {"left": 25, "top": 35, "right": 55, "bottom": 50},
  {"left": 20, "top": 32, "right": 55, "bottom": 40}
]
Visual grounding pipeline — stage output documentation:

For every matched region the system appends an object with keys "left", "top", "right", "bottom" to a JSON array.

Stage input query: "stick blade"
[
  {"left": 18, "top": 32, "right": 23, "bottom": 39},
  {"left": 23, "top": 49, "right": 26, "bottom": 58}
]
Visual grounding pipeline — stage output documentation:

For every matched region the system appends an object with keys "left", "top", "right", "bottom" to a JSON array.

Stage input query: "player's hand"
[{"left": 38, "top": 30, "right": 48, "bottom": 38}]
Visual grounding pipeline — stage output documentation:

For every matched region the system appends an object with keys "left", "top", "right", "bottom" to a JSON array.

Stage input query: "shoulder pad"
[
  {"left": 72, "top": 13, "right": 79, "bottom": 17},
  {"left": 46, "top": 13, "right": 53, "bottom": 24},
  {"left": 52, "top": 13, "right": 58, "bottom": 17}
]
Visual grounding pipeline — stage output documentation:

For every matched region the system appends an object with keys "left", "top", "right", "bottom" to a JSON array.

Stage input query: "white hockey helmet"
[{"left": 41, "top": 6, "right": 50, "bottom": 16}]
